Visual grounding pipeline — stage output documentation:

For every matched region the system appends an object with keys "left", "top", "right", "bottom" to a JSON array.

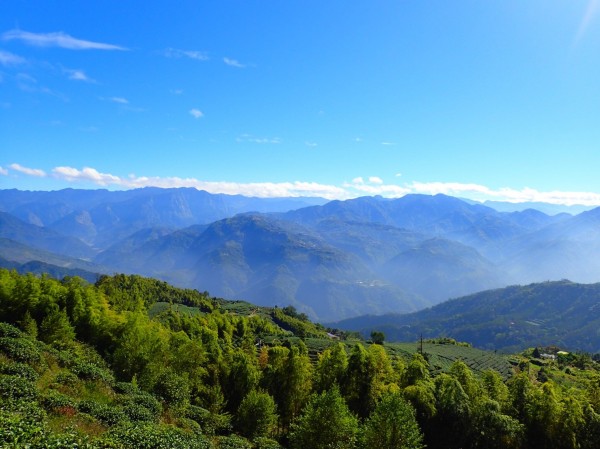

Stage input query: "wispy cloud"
[
  {"left": 0, "top": 166, "right": 8, "bottom": 176},
  {"left": 0, "top": 50, "right": 25, "bottom": 66},
  {"left": 65, "top": 68, "right": 94, "bottom": 82},
  {"left": 574, "top": 0, "right": 600, "bottom": 45},
  {"left": 237, "top": 134, "right": 282, "bottom": 144},
  {"left": 15, "top": 74, "right": 66, "bottom": 99},
  {"left": 2, "top": 29, "right": 127, "bottom": 50},
  {"left": 381, "top": 141, "right": 396, "bottom": 146},
  {"left": 305, "top": 141, "right": 318, "bottom": 148},
  {"left": 9, "top": 163, "right": 46, "bottom": 177},
  {"left": 223, "top": 57, "right": 246, "bottom": 68},
  {"left": 109, "top": 97, "right": 129, "bottom": 104},
  {"left": 164, "top": 48, "right": 208, "bottom": 61},
  {"left": 369, "top": 176, "right": 383, "bottom": 184},
  {"left": 189, "top": 108, "right": 204, "bottom": 119}
]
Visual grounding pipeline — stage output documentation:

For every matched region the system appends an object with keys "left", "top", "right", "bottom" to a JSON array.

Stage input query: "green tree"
[
  {"left": 370, "top": 331, "right": 385, "bottom": 345},
  {"left": 361, "top": 392, "right": 424, "bottom": 449},
  {"left": 314, "top": 343, "right": 348, "bottom": 393},
  {"left": 289, "top": 387, "right": 359, "bottom": 449},
  {"left": 39, "top": 306, "right": 75, "bottom": 344},
  {"left": 235, "top": 390, "right": 278, "bottom": 439}
]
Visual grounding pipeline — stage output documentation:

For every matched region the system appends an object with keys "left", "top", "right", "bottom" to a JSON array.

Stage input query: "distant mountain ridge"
[
  {"left": 2, "top": 187, "right": 600, "bottom": 321},
  {"left": 328, "top": 280, "right": 600, "bottom": 353}
]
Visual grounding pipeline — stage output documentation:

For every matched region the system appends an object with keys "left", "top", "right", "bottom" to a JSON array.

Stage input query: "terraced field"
[{"left": 385, "top": 342, "right": 514, "bottom": 378}]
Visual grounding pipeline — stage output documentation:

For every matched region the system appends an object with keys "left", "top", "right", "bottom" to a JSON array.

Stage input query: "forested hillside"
[
  {"left": 1, "top": 270, "right": 599, "bottom": 448},
  {"left": 331, "top": 280, "right": 600, "bottom": 353}
]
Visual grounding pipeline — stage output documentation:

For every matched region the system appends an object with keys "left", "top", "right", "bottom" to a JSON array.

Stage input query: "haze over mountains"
[{"left": 1, "top": 187, "right": 599, "bottom": 322}]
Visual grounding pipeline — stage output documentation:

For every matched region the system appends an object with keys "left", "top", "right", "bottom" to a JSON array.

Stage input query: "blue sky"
[{"left": 2, "top": 0, "right": 600, "bottom": 205}]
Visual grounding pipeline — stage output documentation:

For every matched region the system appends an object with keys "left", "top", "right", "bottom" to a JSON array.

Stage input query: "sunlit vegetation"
[{"left": 0, "top": 269, "right": 599, "bottom": 448}]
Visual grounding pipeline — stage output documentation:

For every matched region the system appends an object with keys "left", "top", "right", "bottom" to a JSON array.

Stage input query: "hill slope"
[{"left": 330, "top": 280, "right": 600, "bottom": 353}]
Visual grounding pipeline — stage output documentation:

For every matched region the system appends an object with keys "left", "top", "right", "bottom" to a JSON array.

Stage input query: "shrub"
[
  {"left": 0, "top": 337, "right": 42, "bottom": 363},
  {"left": 77, "top": 399, "right": 127, "bottom": 426},
  {"left": 72, "top": 361, "right": 115, "bottom": 384},
  {"left": 54, "top": 370, "right": 80, "bottom": 387},
  {"left": 185, "top": 404, "right": 231, "bottom": 435},
  {"left": 41, "top": 389, "right": 76, "bottom": 411},
  {"left": 127, "top": 392, "right": 162, "bottom": 418},
  {"left": 0, "top": 322, "right": 24, "bottom": 339},
  {"left": 105, "top": 422, "right": 212, "bottom": 449},
  {"left": 215, "top": 434, "right": 253, "bottom": 449},
  {"left": 0, "top": 374, "right": 37, "bottom": 401},
  {"left": 0, "top": 360, "right": 39, "bottom": 381},
  {"left": 114, "top": 381, "right": 138, "bottom": 395},
  {"left": 253, "top": 437, "right": 284, "bottom": 449},
  {"left": 122, "top": 401, "right": 155, "bottom": 422}
]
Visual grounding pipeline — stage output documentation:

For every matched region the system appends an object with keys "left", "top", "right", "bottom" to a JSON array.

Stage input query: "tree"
[
  {"left": 289, "top": 387, "right": 359, "bottom": 449},
  {"left": 39, "top": 306, "right": 75, "bottom": 344},
  {"left": 370, "top": 331, "right": 385, "bottom": 345},
  {"left": 236, "top": 390, "right": 278, "bottom": 439},
  {"left": 361, "top": 392, "right": 424, "bottom": 449},
  {"left": 314, "top": 343, "right": 348, "bottom": 393}
]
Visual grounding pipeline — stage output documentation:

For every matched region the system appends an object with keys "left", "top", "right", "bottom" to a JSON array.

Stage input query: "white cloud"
[
  {"left": 48, "top": 165, "right": 347, "bottom": 199},
  {"left": 305, "top": 142, "right": 318, "bottom": 147},
  {"left": 0, "top": 166, "right": 8, "bottom": 176},
  {"left": 10, "top": 162, "right": 600, "bottom": 206},
  {"left": 9, "top": 163, "right": 46, "bottom": 177},
  {"left": 52, "top": 166, "right": 120, "bottom": 185},
  {"left": 381, "top": 141, "right": 396, "bottom": 146},
  {"left": 2, "top": 29, "right": 127, "bottom": 50},
  {"left": 66, "top": 69, "right": 94, "bottom": 82},
  {"left": 0, "top": 50, "right": 25, "bottom": 66},
  {"left": 405, "top": 181, "right": 600, "bottom": 206},
  {"left": 369, "top": 176, "right": 384, "bottom": 185},
  {"left": 189, "top": 108, "right": 204, "bottom": 119},
  {"left": 110, "top": 97, "right": 129, "bottom": 104},
  {"left": 223, "top": 57, "right": 245, "bottom": 68},
  {"left": 237, "top": 134, "right": 282, "bottom": 144},
  {"left": 345, "top": 181, "right": 411, "bottom": 197},
  {"left": 164, "top": 48, "right": 208, "bottom": 61}
]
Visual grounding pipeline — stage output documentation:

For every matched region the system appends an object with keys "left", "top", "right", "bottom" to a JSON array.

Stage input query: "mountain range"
[
  {"left": 328, "top": 280, "right": 600, "bottom": 353},
  {"left": 1, "top": 187, "right": 600, "bottom": 322}
]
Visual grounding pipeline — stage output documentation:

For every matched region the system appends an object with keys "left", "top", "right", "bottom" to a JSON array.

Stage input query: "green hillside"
[
  {"left": 331, "top": 280, "right": 600, "bottom": 353},
  {"left": 1, "top": 269, "right": 600, "bottom": 449}
]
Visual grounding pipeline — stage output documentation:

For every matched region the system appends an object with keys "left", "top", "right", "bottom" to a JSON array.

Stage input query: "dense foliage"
[{"left": 0, "top": 269, "right": 599, "bottom": 448}]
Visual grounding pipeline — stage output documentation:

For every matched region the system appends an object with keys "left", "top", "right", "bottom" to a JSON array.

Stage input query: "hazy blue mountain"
[
  {"left": 94, "top": 213, "right": 425, "bottom": 321},
  {"left": 0, "top": 238, "right": 107, "bottom": 274},
  {"left": 0, "top": 187, "right": 327, "bottom": 249},
  {"left": 329, "top": 280, "right": 600, "bottom": 353},
  {"left": 283, "top": 193, "right": 561, "bottom": 241},
  {"left": 5, "top": 187, "right": 600, "bottom": 323},
  {"left": 312, "top": 218, "right": 427, "bottom": 266},
  {"left": 0, "top": 256, "right": 100, "bottom": 283},
  {"left": 0, "top": 211, "right": 96, "bottom": 259},
  {"left": 380, "top": 237, "right": 507, "bottom": 302},
  {"left": 483, "top": 199, "right": 591, "bottom": 215},
  {"left": 501, "top": 206, "right": 600, "bottom": 283}
]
